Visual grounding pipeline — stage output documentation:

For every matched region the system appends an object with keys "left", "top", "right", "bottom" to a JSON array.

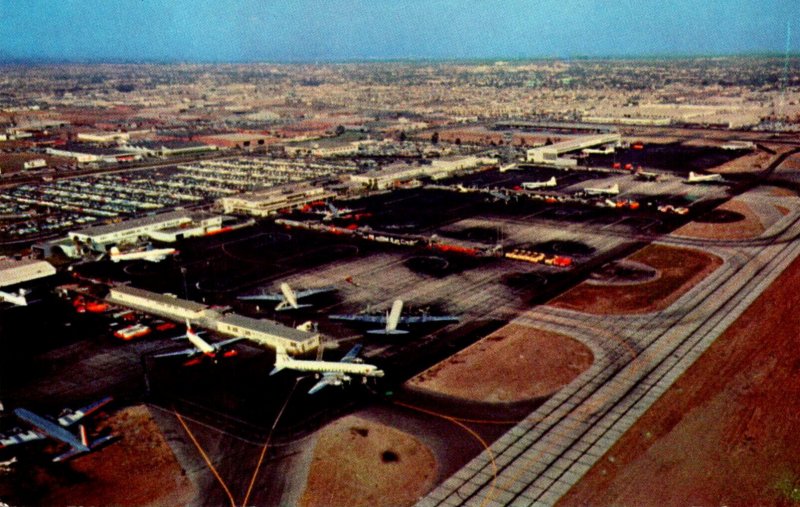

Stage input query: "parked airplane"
[
  {"left": 321, "top": 203, "right": 355, "bottom": 221},
  {"left": 686, "top": 171, "right": 724, "bottom": 184},
  {"left": 521, "top": 176, "right": 557, "bottom": 190},
  {"left": 108, "top": 245, "right": 177, "bottom": 263},
  {"left": 584, "top": 183, "right": 620, "bottom": 196},
  {"left": 488, "top": 189, "right": 512, "bottom": 203},
  {"left": 0, "top": 397, "right": 116, "bottom": 462},
  {"left": 329, "top": 299, "right": 459, "bottom": 335},
  {"left": 153, "top": 320, "right": 242, "bottom": 365},
  {"left": 237, "top": 283, "right": 335, "bottom": 311},
  {"left": 271, "top": 344, "right": 384, "bottom": 394},
  {"left": 0, "top": 288, "right": 29, "bottom": 306}
]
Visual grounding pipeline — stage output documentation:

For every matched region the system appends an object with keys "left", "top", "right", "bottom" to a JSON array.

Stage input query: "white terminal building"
[
  {"left": 107, "top": 285, "right": 320, "bottom": 354},
  {"left": 68, "top": 211, "right": 192, "bottom": 252},
  {"left": 218, "top": 183, "right": 334, "bottom": 217},
  {"left": 0, "top": 258, "right": 57, "bottom": 288},
  {"left": 351, "top": 155, "right": 496, "bottom": 190},
  {"left": 526, "top": 133, "right": 622, "bottom": 166}
]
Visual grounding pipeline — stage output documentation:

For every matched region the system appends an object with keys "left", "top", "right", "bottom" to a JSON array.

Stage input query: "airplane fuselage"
[
  {"left": 14, "top": 408, "right": 89, "bottom": 452},
  {"left": 279, "top": 356, "right": 383, "bottom": 377}
]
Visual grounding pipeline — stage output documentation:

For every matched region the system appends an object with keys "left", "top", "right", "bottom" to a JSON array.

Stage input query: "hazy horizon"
[{"left": 1, "top": 0, "right": 798, "bottom": 63}]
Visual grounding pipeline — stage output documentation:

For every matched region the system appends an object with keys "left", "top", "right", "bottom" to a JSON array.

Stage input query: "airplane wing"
[
  {"left": 213, "top": 337, "right": 244, "bottom": 349},
  {"left": 401, "top": 315, "right": 460, "bottom": 324},
  {"left": 340, "top": 344, "right": 363, "bottom": 363},
  {"left": 237, "top": 293, "right": 283, "bottom": 301},
  {"left": 293, "top": 287, "right": 336, "bottom": 299},
  {"left": 152, "top": 347, "right": 199, "bottom": 359},
  {"left": 0, "top": 428, "right": 45, "bottom": 449},
  {"left": 56, "top": 396, "right": 113, "bottom": 427},
  {"left": 329, "top": 314, "right": 387, "bottom": 324},
  {"left": 307, "top": 372, "right": 348, "bottom": 395}
]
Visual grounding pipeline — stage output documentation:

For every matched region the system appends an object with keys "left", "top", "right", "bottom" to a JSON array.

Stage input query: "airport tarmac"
[{"left": 0, "top": 164, "right": 764, "bottom": 506}]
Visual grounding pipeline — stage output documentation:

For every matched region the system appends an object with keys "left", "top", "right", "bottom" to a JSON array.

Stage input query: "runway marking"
[
  {"left": 173, "top": 408, "right": 237, "bottom": 507},
  {"left": 394, "top": 400, "right": 499, "bottom": 507},
  {"left": 241, "top": 377, "right": 301, "bottom": 507}
]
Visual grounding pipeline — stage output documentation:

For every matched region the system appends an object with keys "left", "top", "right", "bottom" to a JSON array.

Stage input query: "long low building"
[
  {"left": 0, "top": 258, "right": 56, "bottom": 288},
  {"left": 217, "top": 183, "right": 333, "bottom": 217},
  {"left": 216, "top": 314, "right": 319, "bottom": 354},
  {"left": 351, "top": 155, "right": 496, "bottom": 189},
  {"left": 106, "top": 285, "right": 320, "bottom": 354},
  {"left": 68, "top": 211, "right": 192, "bottom": 252},
  {"left": 108, "top": 285, "right": 207, "bottom": 321},
  {"left": 526, "top": 133, "right": 622, "bottom": 164}
]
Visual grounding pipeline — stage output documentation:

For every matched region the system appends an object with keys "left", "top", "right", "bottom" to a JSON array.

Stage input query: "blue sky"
[{"left": 1, "top": 0, "right": 798, "bottom": 62}]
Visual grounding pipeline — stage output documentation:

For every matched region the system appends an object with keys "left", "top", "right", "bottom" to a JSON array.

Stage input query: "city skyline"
[{"left": 1, "top": 0, "right": 798, "bottom": 63}]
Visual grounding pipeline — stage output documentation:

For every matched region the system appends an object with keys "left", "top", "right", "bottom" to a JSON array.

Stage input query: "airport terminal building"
[{"left": 107, "top": 285, "right": 321, "bottom": 354}]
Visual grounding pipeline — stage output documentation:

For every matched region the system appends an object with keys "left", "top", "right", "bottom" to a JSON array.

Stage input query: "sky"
[{"left": 0, "top": 0, "right": 798, "bottom": 62}]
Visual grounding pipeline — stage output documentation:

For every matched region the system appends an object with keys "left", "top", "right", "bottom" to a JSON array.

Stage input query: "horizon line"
[{"left": 2, "top": 51, "right": 799, "bottom": 66}]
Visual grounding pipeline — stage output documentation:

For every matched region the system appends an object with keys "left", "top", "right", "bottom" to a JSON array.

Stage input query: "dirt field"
[
  {"left": 0, "top": 405, "right": 195, "bottom": 506},
  {"left": 776, "top": 152, "right": 800, "bottom": 172},
  {"left": 558, "top": 253, "right": 800, "bottom": 507},
  {"left": 300, "top": 415, "right": 437, "bottom": 507},
  {"left": 550, "top": 245, "right": 722, "bottom": 315},
  {"left": 407, "top": 325, "right": 593, "bottom": 403},
  {"left": 711, "top": 144, "right": 794, "bottom": 174},
  {"left": 674, "top": 199, "right": 765, "bottom": 240}
]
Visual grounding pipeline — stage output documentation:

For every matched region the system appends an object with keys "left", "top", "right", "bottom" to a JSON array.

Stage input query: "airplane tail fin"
[
  {"left": 280, "top": 283, "right": 299, "bottom": 309},
  {"left": 386, "top": 299, "right": 403, "bottom": 333},
  {"left": 79, "top": 424, "right": 88, "bottom": 447}
]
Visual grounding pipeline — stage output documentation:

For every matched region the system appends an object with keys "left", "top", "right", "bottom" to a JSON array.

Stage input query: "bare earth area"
[
  {"left": 300, "top": 415, "right": 437, "bottom": 507},
  {"left": 711, "top": 144, "right": 793, "bottom": 173},
  {"left": 558, "top": 253, "right": 800, "bottom": 507},
  {"left": 674, "top": 199, "right": 765, "bottom": 240},
  {"left": 0, "top": 405, "right": 195, "bottom": 507},
  {"left": 776, "top": 152, "right": 800, "bottom": 172},
  {"left": 550, "top": 244, "right": 722, "bottom": 314},
  {"left": 407, "top": 325, "right": 593, "bottom": 403}
]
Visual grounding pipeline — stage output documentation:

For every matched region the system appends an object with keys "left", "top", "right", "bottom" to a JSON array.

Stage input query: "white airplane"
[
  {"left": 686, "top": 171, "right": 724, "bottom": 184},
  {"left": 321, "top": 203, "right": 355, "bottom": 221},
  {"left": 330, "top": 299, "right": 459, "bottom": 335},
  {"left": 0, "top": 397, "right": 116, "bottom": 462},
  {"left": 237, "top": 283, "right": 335, "bottom": 311},
  {"left": 488, "top": 189, "right": 512, "bottom": 202},
  {"left": 521, "top": 176, "right": 557, "bottom": 190},
  {"left": 108, "top": 246, "right": 177, "bottom": 263},
  {"left": 498, "top": 163, "right": 519, "bottom": 172},
  {"left": 0, "top": 457, "right": 17, "bottom": 472},
  {"left": 271, "top": 344, "right": 384, "bottom": 394},
  {"left": 584, "top": 183, "right": 620, "bottom": 196},
  {"left": 153, "top": 320, "right": 242, "bottom": 366},
  {"left": 0, "top": 288, "right": 29, "bottom": 306}
]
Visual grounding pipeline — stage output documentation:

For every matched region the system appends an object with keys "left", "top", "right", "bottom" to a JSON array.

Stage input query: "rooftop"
[
  {"left": 110, "top": 285, "right": 209, "bottom": 313},
  {"left": 219, "top": 313, "right": 316, "bottom": 343},
  {"left": 70, "top": 210, "right": 191, "bottom": 238}
]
